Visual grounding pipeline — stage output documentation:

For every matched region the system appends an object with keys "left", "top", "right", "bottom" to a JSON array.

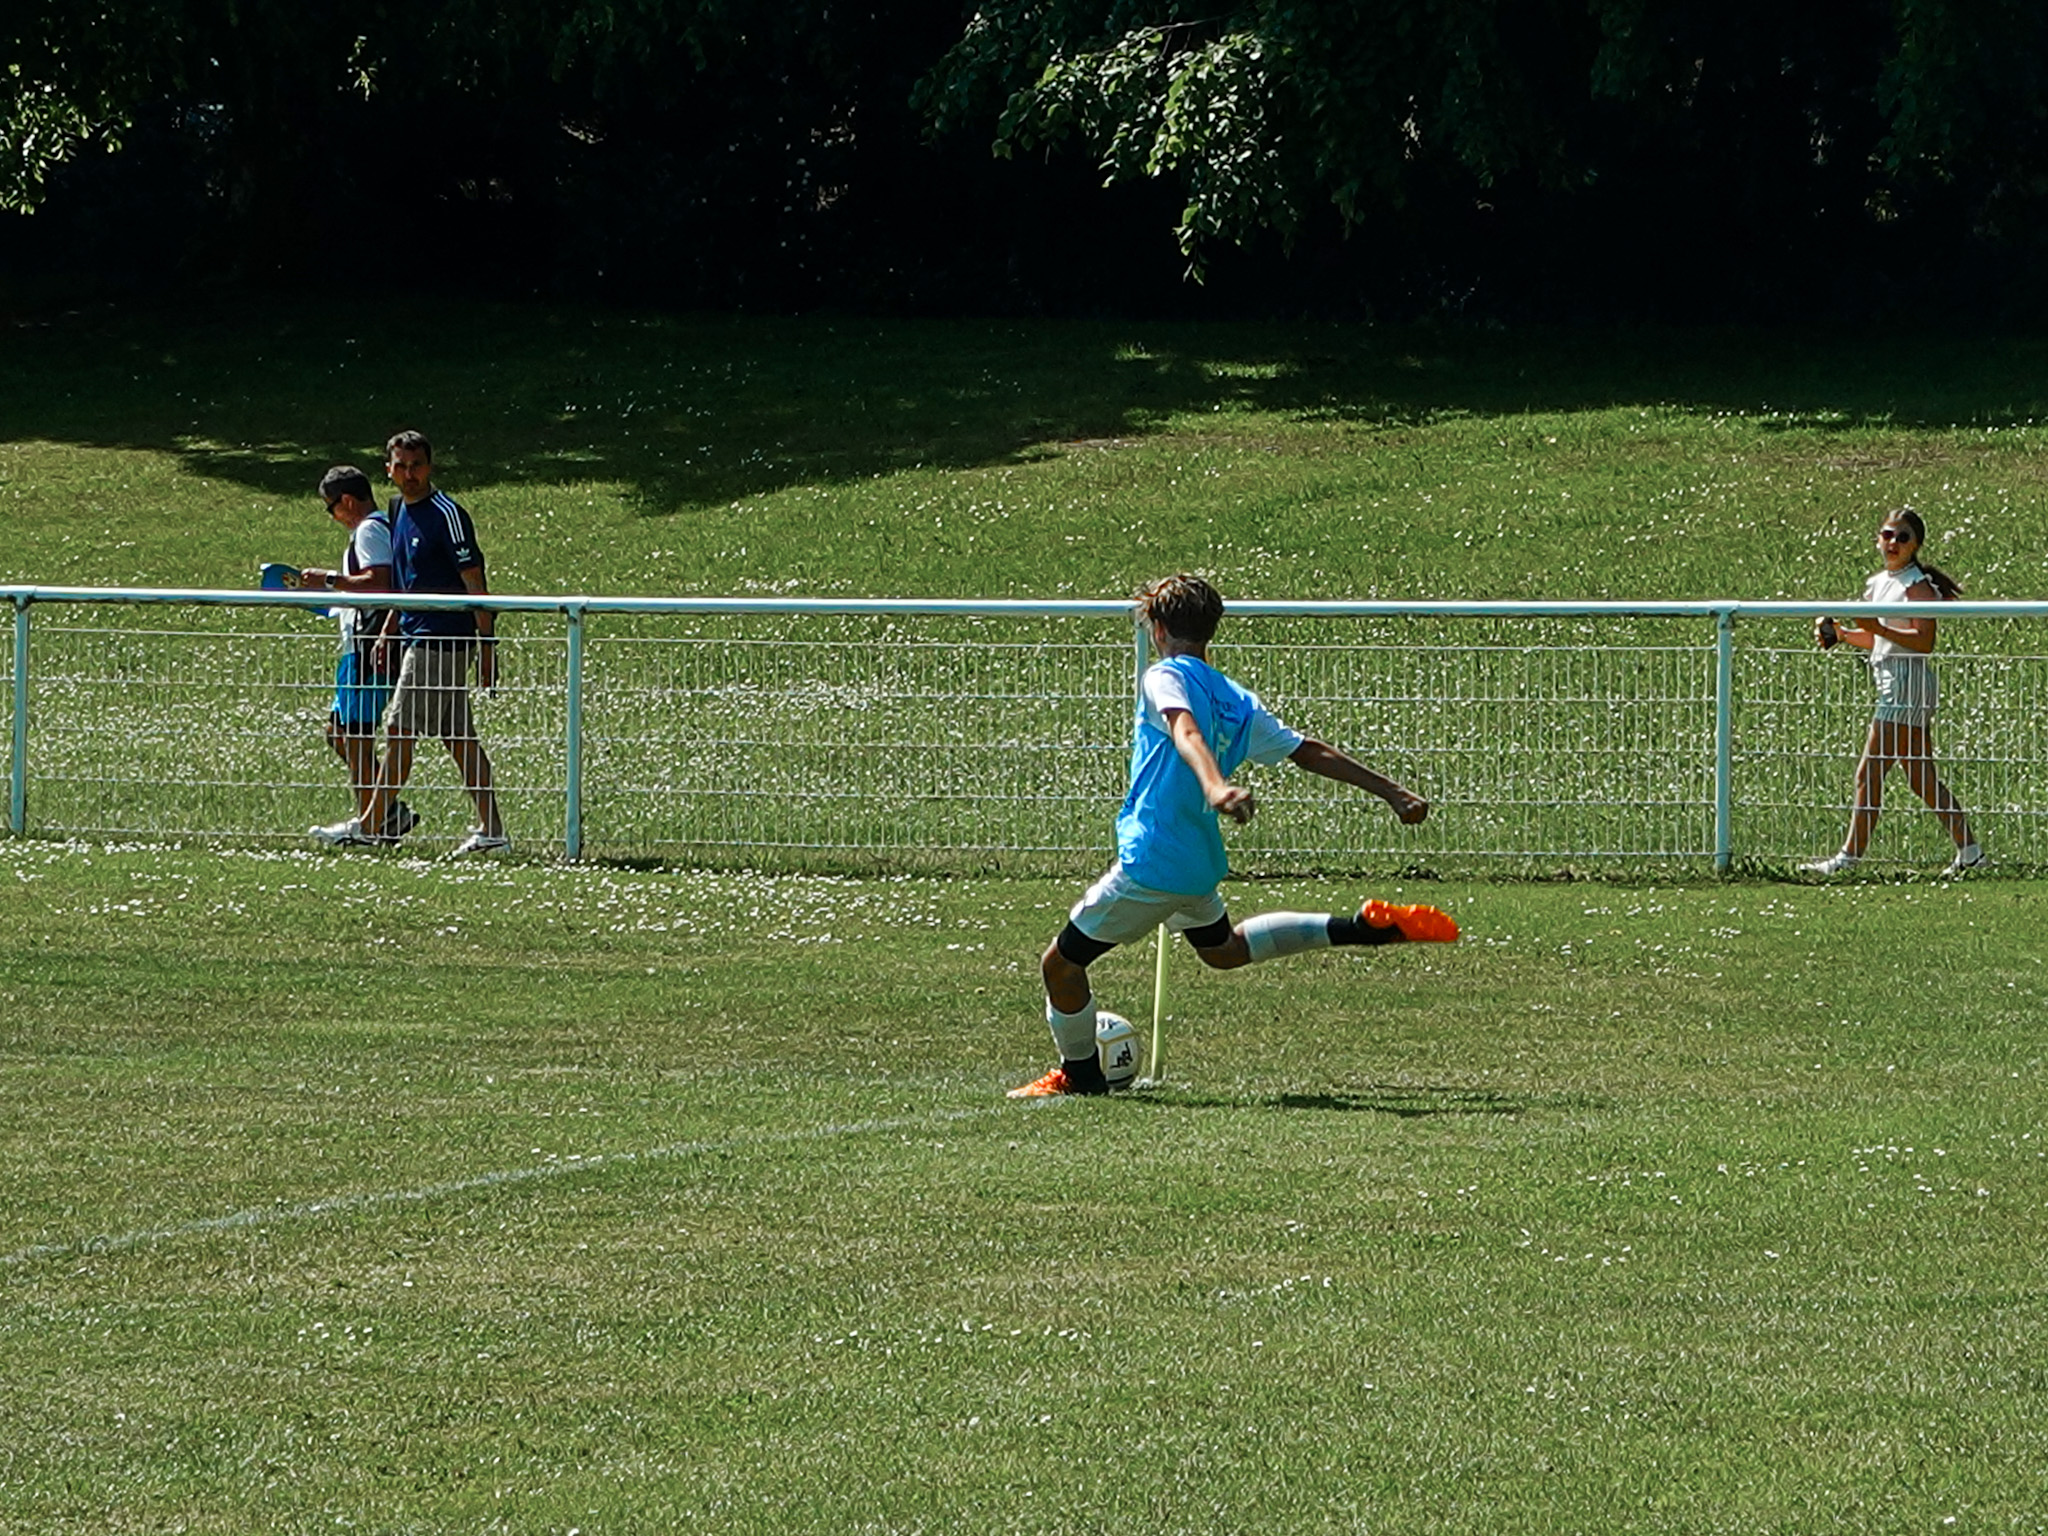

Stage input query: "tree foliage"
[
  {"left": 7, "top": 0, "right": 2048, "bottom": 315},
  {"left": 921, "top": 0, "right": 2048, "bottom": 294},
  {"left": 920, "top": 0, "right": 1598, "bottom": 275}
]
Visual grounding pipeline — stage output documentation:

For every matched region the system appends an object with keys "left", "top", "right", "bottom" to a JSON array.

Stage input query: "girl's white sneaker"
[{"left": 1942, "top": 843, "right": 1986, "bottom": 877}]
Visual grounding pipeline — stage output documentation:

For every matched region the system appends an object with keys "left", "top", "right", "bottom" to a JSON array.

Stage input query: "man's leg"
[
  {"left": 356, "top": 644, "right": 422, "bottom": 835},
  {"left": 359, "top": 731, "right": 415, "bottom": 835},
  {"left": 446, "top": 731, "right": 503, "bottom": 840}
]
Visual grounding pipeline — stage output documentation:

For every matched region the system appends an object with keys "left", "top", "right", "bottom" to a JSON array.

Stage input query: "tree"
[
  {"left": 918, "top": 1, "right": 1615, "bottom": 278},
  {"left": 4, "top": 0, "right": 986, "bottom": 304},
  {"left": 917, "top": 0, "right": 2048, "bottom": 304},
  {"left": 9, "top": 0, "right": 2048, "bottom": 315}
]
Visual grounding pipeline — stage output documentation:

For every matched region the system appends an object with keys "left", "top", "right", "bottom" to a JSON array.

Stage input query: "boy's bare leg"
[{"left": 338, "top": 732, "right": 381, "bottom": 820}]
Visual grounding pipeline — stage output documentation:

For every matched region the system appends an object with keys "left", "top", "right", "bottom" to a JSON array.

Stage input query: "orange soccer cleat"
[
  {"left": 1006, "top": 1064, "right": 1107, "bottom": 1099},
  {"left": 1359, "top": 900, "right": 1459, "bottom": 943}
]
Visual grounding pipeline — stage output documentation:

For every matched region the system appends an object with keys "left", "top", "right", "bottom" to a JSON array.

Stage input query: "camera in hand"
[{"left": 1817, "top": 617, "right": 1838, "bottom": 649}]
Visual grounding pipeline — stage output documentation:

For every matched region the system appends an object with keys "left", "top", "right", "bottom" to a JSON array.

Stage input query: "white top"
[
  {"left": 1862, "top": 562, "right": 1930, "bottom": 665},
  {"left": 337, "top": 513, "right": 395, "bottom": 645}
]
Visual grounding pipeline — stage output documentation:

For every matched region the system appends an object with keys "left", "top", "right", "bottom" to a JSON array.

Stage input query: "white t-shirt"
[
  {"left": 337, "top": 513, "right": 395, "bottom": 645},
  {"left": 1862, "top": 562, "right": 1929, "bottom": 665}
]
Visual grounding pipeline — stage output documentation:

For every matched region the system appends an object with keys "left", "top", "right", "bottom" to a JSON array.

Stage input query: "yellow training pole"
[{"left": 1148, "top": 923, "right": 1168, "bottom": 1084}]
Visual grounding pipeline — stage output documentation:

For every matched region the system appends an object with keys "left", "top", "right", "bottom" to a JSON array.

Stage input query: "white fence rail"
[{"left": 7, "top": 587, "right": 2047, "bottom": 876}]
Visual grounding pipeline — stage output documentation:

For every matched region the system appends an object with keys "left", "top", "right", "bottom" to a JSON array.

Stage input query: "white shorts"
[
  {"left": 1068, "top": 863, "right": 1228, "bottom": 948},
  {"left": 1871, "top": 655, "right": 1937, "bottom": 726}
]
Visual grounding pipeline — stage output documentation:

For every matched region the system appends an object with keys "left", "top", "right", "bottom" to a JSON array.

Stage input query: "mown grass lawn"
[
  {"left": 3, "top": 304, "right": 2047, "bottom": 1531},
  {"left": 2, "top": 842, "right": 2043, "bottom": 1532}
]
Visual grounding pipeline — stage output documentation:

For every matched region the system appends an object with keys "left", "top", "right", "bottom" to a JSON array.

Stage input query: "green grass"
[
  {"left": 5, "top": 303, "right": 2048, "bottom": 1529},
  {"left": 10, "top": 301, "right": 2048, "bottom": 870},
  {"left": 3, "top": 842, "right": 2045, "bottom": 1532},
  {"left": 7, "top": 301, "right": 2048, "bottom": 603}
]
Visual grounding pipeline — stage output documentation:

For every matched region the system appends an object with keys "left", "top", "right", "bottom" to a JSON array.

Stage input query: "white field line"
[{"left": 3, "top": 1105, "right": 1007, "bottom": 1268}]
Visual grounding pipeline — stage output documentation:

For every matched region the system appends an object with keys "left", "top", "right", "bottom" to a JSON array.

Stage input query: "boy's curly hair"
[{"left": 1136, "top": 573, "right": 1224, "bottom": 645}]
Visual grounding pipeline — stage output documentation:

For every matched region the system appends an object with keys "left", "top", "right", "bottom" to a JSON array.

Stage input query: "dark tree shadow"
[{"left": 7, "top": 296, "right": 2048, "bottom": 518}]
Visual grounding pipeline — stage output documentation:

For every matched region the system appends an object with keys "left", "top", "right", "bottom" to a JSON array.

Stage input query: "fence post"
[
  {"left": 565, "top": 604, "right": 585, "bottom": 861},
  {"left": 9, "top": 597, "right": 28, "bottom": 836},
  {"left": 1714, "top": 607, "right": 1734, "bottom": 872}
]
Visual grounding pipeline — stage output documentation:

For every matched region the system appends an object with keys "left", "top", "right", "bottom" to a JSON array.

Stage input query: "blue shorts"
[{"left": 331, "top": 648, "right": 393, "bottom": 730}]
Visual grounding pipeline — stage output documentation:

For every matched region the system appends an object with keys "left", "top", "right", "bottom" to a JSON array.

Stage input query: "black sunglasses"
[{"left": 1877, "top": 528, "right": 1912, "bottom": 542}]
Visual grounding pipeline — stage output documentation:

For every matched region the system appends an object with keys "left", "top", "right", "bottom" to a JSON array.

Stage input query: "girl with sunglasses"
[{"left": 1803, "top": 508, "right": 1983, "bottom": 877}]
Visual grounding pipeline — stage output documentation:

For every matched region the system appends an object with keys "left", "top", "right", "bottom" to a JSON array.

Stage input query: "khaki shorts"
[{"left": 385, "top": 640, "right": 477, "bottom": 742}]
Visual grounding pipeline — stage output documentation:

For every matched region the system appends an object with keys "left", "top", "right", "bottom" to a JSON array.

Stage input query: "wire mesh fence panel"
[
  {"left": 1736, "top": 618, "right": 2048, "bottom": 873},
  {"left": 18, "top": 607, "right": 570, "bottom": 852},
  {"left": 1, "top": 646, "right": 15, "bottom": 818},
  {"left": 27, "top": 612, "right": 333, "bottom": 840},
  {"left": 1939, "top": 639, "right": 2048, "bottom": 868},
  {"left": 575, "top": 611, "right": 1133, "bottom": 872},
  {"left": 8, "top": 593, "right": 2047, "bottom": 875},
  {"left": 1213, "top": 615, "right": 1720, "bottom": 875},
  {"left": 464, "top": 626, "right": 571, "bottom": 852}
]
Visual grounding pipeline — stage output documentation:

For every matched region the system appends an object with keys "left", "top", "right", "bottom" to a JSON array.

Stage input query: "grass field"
[
  {"left": 3, "top": 302, "right": 2048, "bottom": 1530},
  {"left": 6, "top": 301, "right": 2048, "bottom": 604},
  {"left": 3, "top": 841, "right": 2045, "bottom": 1532}
]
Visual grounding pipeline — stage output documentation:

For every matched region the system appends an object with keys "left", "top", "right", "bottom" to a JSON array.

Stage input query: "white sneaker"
[
  {"left": 1942, "top": 843, "right": 1986, "bottom": 877},
  {"left": 450, "top": 830, "right": 512, "bottom": 859},
  {"left": 310, "top": 816, "right": 381, "bottom": 847},
  {"left": 1800, "top": 851, "right": 1860, "bottom": 876}
]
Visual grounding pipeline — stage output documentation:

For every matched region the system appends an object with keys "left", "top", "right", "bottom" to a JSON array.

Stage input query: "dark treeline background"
[{"left": 6, "top": 1, "right": 2047, "bottom": 323}]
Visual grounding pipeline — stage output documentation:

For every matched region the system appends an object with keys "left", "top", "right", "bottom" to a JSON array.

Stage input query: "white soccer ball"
[{"left": 1095, "top": 1011, "right": 1143, "bottom": 1089}]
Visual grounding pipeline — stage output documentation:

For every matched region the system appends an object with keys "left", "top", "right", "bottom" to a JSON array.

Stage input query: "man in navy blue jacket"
[{"left": 312, "top": 430, "right": 509, "bottom": 857}]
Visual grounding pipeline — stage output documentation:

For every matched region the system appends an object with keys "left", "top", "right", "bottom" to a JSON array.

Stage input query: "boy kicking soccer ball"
[{"left": 1011, "top": 573, "right": 1457, "bottom": 1098}]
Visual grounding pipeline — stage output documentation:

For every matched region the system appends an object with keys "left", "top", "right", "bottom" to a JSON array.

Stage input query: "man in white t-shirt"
[
  {"left": 300, "top": 465, "right": 415, "bottom": 841},
  {"left": 1010, "top": 573, "right": 1458, "bottom": 1098}
]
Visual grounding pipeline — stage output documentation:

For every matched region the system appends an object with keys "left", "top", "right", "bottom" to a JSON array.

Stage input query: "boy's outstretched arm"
[
  {"left": 1288, "top": 737, "right": 1429, "bottom": 824},
  {"left": 1166, "top": 709, "right": 1257, "bottom": 824}
]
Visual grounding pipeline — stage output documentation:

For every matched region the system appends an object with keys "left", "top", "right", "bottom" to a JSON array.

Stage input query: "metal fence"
[{"left": 7, "top": 587, "right": 2047, "bottom": 877}]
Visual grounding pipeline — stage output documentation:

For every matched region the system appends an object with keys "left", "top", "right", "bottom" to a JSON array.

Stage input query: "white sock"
[
  {"left": 1046, "top": 998, "right": 1098, "bottom": 1062},
  {"left": 1242, "top": 912, "right": 1334, "bottom": 964}
]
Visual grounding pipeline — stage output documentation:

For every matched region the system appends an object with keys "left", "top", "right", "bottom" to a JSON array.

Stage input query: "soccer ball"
[{"left": 1095, "top": 1011, "right": 1143, "bottom": 1089}]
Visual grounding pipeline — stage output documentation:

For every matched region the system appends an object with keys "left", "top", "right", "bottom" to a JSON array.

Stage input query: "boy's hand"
[
  {"left": 1386, "top": 787, "right": 1430, "bottom": 825},
  {"left": 1210, "top": 784, "right": 1257, "bottom": 824}
]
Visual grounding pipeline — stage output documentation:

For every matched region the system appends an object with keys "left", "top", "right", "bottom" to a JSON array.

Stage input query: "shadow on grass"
[
  {"left": 8, "top": 296, "right": 2048, "bottom": 514},
  {"left": 1134, "top": 1083, "right": 1544, "bottom": 1117}
]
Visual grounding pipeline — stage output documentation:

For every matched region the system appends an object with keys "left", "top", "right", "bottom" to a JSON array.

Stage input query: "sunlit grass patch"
[{"left": 3, "top": 846, "right": 2045, "bottom": 1529}]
